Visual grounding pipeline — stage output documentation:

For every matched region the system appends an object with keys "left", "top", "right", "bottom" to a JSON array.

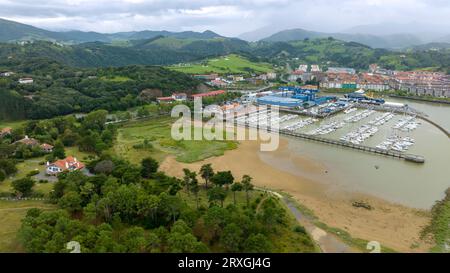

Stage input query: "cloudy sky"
[{"left": 0, "top": 0, "right": 449, "bottom": 36}]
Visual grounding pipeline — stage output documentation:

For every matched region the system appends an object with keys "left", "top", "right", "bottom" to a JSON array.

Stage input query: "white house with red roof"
[{"left": 46, "top": 156, "right": 85, "bottom": 175}]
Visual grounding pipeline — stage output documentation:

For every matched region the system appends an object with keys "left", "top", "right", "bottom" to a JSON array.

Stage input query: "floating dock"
[{"left": 230, "top": 118, "right": 425, "bottom": 164}]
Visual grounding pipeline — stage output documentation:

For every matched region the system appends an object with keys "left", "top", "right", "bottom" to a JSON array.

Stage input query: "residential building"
[
  {"left": 0, "top": 71, "right": 14, "bottom": 77},
  {"left": 391, "top": 71, "right": 450, "bottom": 98},
  {"left": 266, "top": 72, "right": 277, "bottom": 80},
  {"left": 172, "top": 93, "right": 187, "bottom": 102},
  {"left": 46, "top": 156, "right": 85, "bottom": 175},
  {"left": 18, "top": 78, "right": 33, "bottom": 84},
  {"left": 156, "top": 96, "right": 175, "bottom": 103},
  {"left": 310, "top": 65, "right": 321, "bottom": 72},
  {"left": 40, "top": 143, "right": 54, "bottom": 153},
  {"left": 0, "top": 127, "right": 12, "bottom": 138},
  {"left": 208, "top": 78, "right": 230, "bottom": 87},
  {"left": 14, "top": 136, "right": 39, "bottom": 147},
  {"left": 298, "top": 64, "right": 308, "bottom": 72}
]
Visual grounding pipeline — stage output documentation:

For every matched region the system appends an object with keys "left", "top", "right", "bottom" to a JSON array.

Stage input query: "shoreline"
[{"left": 160, "top": 137, "right": 433, "bottom": 252}]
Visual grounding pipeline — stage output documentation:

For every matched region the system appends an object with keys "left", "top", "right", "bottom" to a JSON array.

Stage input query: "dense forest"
[{"left": 0, "top": 58, "right": 201, "bottom": 120}]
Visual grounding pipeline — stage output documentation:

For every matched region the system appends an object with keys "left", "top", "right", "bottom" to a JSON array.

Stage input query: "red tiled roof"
[
  {"left": 51, "top": 156, "right": 84, "bottom": 171},
  {"left": 157, "top": 96, "right": 175, "bottom": 101},
  {"left": 40, "top": 143, "right": 54, "bottom": 149},
  {"left": 0, "top": 127, "right": 12, "bottom": 134},
  {"left": 191, "top": 90, "right": 226, "bottom": 98}
]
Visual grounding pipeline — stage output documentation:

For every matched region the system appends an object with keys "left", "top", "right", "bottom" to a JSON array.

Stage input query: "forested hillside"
[
  {"left": 0, "top": 58, "right": 200, "bottom": 120},
  {"left": 1, "top": 37, "right": 448, "bottom": 72}
]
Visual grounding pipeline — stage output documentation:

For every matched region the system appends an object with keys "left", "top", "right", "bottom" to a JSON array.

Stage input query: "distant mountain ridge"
[
  {"left": 0, "top": 18, "right": 224, "bottom": 43},
  {"left": 261, "top": 28, "right": 426, "bottom": 49}
]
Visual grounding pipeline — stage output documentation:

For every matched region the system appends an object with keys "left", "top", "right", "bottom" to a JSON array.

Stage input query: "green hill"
[
  {"left": 262, "top": 28, "right": 424, "bottom": 49},
  {"left": 168, "top": 54, "right": 273, "bottom": 75}
]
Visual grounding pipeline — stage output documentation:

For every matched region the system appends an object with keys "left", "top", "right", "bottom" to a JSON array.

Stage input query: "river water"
[{"left": 259, "top": 97, "right": 450, "bottom": 209}]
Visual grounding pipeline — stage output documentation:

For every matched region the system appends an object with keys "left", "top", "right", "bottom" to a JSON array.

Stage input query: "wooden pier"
[{"left": 279, "top": 129, "right": 425, "bottom": 163}]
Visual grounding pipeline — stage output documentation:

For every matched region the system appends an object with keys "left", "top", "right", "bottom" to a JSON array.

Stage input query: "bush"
[
  {"left": 11, "top": 177, "right": 36, "bottom": 197},
  {"left": 293, "top": 225, "right": 307, "bottom": 234},
  {"left": 26, "top": 170, "right": 40, "bottom": 177}
]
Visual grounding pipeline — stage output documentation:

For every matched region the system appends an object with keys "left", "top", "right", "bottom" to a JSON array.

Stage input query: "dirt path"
[{"left": 263, "top": 189, "right": 356, "bottom": 253}]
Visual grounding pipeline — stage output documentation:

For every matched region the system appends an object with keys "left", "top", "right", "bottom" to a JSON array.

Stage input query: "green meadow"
[
  {"left": 168, "top": 54, "right": 273, "bottom": 75},
  {"left": 113, "top": 117, "right": 238, "bottom": 164}
]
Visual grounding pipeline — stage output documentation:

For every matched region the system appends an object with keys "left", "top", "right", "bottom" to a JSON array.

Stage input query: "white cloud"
[{"left": 0, "top": 0, "right": 448, "bottom": 36}]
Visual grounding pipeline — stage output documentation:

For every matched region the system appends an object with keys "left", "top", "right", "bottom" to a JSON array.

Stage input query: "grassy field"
[
  {"left": 0, "top": 120, "right": 26, "bottom": 130},
  {"left": 113, "top": 117, "right": 238, "bottom": 164},
  {"left": 168, "top": 54, "right": 273, "bottom": 75},
  {"left": 0, "top": 200, "right": 55, "bottom": 252},
  {"left": 100, "top": 76, "right": 132, "bottom": 82}
]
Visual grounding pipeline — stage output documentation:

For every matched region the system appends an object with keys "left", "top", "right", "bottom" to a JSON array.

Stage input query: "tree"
[
  {"left": 190, "top": 175, "right": 200, "bottom": 209},
  {"left": 52, "top": 140, "right": 66, "bottom": 159},
  {"left": 258, "top": 197, "right": 286, "bottom": 231},
  {"left": 220, "top": 223, "right": 243, "bottom": 252},
  {"left": 12, "top": 177, "right": 35, "bottom": 197},
  {"left": 208, "top": 186, "right": 227, "bottom": 207},
  {"left": 83, "top": 109, "right": 108, "bottom": 131},
  {"left": 58, "top": 191, "right": 83, "bottom": 213},
  {"left": 199, "top": 164, "right": 214, "bottom": 189},
  {"left": 182, "top": 168, "right": 194, "bottom": 195},
  {"left": 230, "top": 182, "right": 243, "bottom": 205},
  {"left": 244, "top": 233, "right": 272, "bottom": 253},
  {"left": 241, "top": 175, "right": 254, "bottom": 207},
  {"left": 141, "top": 157, "right": 159, "bottom": 178},
  {"left": 0, "top": 169, "right": 5, "bottom": 182},
  {"left": 137, "top": 107, "right": 150, "bottom": 118},
  {"left": 211, "top": 171, "right": 234, "bottom": 189},
  {"left": 94, "top": 160, "right": 115, "bottom": 174}
]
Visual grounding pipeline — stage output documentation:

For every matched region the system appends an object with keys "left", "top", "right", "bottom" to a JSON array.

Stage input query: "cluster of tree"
[
  {"left": 0, "top": 55, "right": 201, "bottom": 120},
  {"left": 0, "top": 109, "right": 118, "bottom": 186},
  {"left": 18, "top": 158, "right": 315, "bottom": 253}
]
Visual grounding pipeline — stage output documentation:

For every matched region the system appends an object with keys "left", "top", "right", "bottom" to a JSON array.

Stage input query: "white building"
[{"left": 18, "top": 78, "right": 33, "bottom": 84}]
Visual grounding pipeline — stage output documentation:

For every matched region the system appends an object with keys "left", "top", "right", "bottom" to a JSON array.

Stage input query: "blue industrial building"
[
  {"left": 256, "top": 86, "right": 337, "bottom": 108},
  {"left": 257, "top": 96, "right": 303, "bottom": 107}
]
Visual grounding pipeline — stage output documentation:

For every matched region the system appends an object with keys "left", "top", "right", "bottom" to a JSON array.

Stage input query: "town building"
[
  {"left": 310, "top": 65, "right": 321, "bottom": 72},
  {"left": 191, "top": 90, "right": 226, "bottom": 99},
  {"left": 193, "top": 74, "right": 219, "bottom": 81},
  {"left": 266, "top": 72, "right": 277, "bottom": 80},
  {"left": 156, "top": 92, "right": 188, "bottom": 103},
  {"left": 390, "top": 71, "right": 450, "bottom": 98},
  {"left": 208, "top": 78, "right": 231, "bottom": 87},
  {"left": 18, "top": 78, "right": 33, "bottom": 84},
  {"left": 327, "top": 67, "right": 356, "bottom": 74},
  {"left": 46, "top": 156, "right": 85, "bottom": 175},
  {"left": 298, "top": 64, "right": 308, "bottom": 72}
]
